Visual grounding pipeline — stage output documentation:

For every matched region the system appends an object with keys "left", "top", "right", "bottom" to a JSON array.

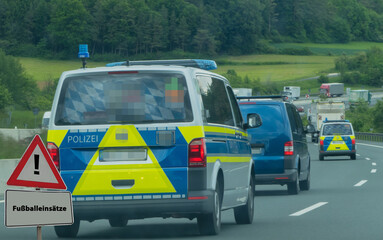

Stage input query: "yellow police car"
[
  {"left": 319, "top": 120, "right": 356, "bottom": 160},
  {"left": 47, "top": 58, "right": 261, "bottom": 237}
]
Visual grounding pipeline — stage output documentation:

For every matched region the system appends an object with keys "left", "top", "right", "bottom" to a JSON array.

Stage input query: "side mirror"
[
  {"left": 245, "top": 113, "right": 262, "bottom": 129},
  {"left": 306, "top": 124, "right": 315, "bottom": 133}
]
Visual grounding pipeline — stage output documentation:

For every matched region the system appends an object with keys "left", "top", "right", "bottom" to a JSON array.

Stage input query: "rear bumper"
[
  {"left": 255, "top": 169, "right": 297, "bottom": 185},
  {"left": 319, "top": 150, "right": 355, "bottom": 156},
  {"left": 72, "top": 190, "right": 215, "bottom": 221}
]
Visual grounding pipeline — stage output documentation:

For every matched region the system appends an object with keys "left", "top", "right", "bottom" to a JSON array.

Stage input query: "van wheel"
[
  {"left": 299, "top": 170, "right": 310, "bottom": 191},
  {"left": 109, "top": 217, "right": 128, "bottom": 227},
  {"left": 319, "top": 154, "right": 324, "bottom": 161},
  {"left": 351, "top": 154, "right": 356, "bottom": 160},
  {"left": 197, "top": 181, "right": 222, "bottom": 235},
  {"left": 54, "top": 219, "right": 80, "bottom": 238},
  {"left": 287, "top": 174, "right": 300, "bottom": 195},
  {"left": 234, "top": 176, "right": 254, "bottom": 224}
]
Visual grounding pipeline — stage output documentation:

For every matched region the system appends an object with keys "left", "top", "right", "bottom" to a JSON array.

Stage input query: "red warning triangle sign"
[{"left": 7, "top": 135, "right": 66, "bottom": 190}]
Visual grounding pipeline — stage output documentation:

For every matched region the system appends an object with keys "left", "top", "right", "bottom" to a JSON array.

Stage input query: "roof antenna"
[{"left": 78, "top": 44, "right": 89, "bottom": 69}]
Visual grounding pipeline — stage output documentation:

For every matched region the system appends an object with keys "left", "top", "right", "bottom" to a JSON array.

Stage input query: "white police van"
[{"left": 47, "top": 58, "right": 261, "bottom": 237}]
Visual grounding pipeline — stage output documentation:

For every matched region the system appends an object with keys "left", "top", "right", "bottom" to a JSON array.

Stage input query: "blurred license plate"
[
  {"left": 332, "top": 141, "right": 344, "bottom": 145},
  {"left": 251, "top": 148, "right": 262, "bottom": 154},
  {"left": 100, "top": 148, "right": 147, "bottom": 161}
]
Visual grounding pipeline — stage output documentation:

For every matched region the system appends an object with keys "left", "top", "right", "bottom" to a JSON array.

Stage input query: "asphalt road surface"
[{"left": 1, "top": 140, "right": 383, "bottom": 240}]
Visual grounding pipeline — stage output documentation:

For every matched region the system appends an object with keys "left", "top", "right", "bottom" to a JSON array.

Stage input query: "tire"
[
  {"left": 54, "top": 219, "right": 80, "bottom": 238},
  {"left": 234, "top": 176, "right": 255, "bottom": 224},
  {"left": 109, "top": 217, "right": 128, "bottom": 227},
  {"left": 319, "top": 154, "right": 324, "bottom": 161},
  {"left": 198, "top": 180, "right": 222, "bottom": 235},
  {"left": 287, "top": 174, "right": 300, "bottom": 195},
  {"left": 299, "top": 170, "right": 310, "bottom": 191},
  {"left": 351, "top": 154, "right": 356, "bottom": 160}
]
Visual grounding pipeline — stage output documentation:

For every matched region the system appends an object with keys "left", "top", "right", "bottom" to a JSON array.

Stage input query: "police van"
[
  {"left": 47, "top": 59, "right": 261, "bottom": 237},
  {"left": 319, "top": 120, "right": 356, "bottom": 160}
]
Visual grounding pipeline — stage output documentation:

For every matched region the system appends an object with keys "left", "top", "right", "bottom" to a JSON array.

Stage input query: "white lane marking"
[
  {"left": 372, "top": 162, "right": 377, "bottom": 166},
  {"left": 371, "top": 169, "right": 377, "bottom": 173},
  {"left": 358, "top": 143, "right": 383, "bottom": 149},
  {"left": 0, "top": 200, "right": 4, "bottom": 203},
  {"left": 289, "top": 202, "right": 328, "bottom": 217},
  {"left": 366, "top": 158, "right": 371, "bottom": 161},
  {"left": 314, "top": 143, "right": 318, "bottom": 146},
  {"left": 356, "top": 154, "right": 360, "bottom": 156},
  {"left": 354, "top": 180, "right": 368, "bottom": 187}
]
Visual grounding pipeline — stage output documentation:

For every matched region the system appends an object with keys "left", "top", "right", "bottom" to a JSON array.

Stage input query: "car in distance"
[
  {"left": 319, "top": 120, "right": 356, "bottom": 160},
  {"left": 238, "top": 97, "right": 313, "bottom": 195},
  {"left": 47, "top": 59, "right": 261, "bottom": 237}
]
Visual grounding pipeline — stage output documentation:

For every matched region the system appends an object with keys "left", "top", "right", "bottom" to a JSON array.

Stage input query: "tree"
[
  {"left": 372, "top": 100, "right": 383, "bottom": 132},
  {"left": 0, "top": 49, "right": 38, "bottom": 109},
  {"left": 47, "top": 0, "right": 91, "bottom": 54},
  {"left": 193, "top": 29, "right": 216, "bottom": 55}
]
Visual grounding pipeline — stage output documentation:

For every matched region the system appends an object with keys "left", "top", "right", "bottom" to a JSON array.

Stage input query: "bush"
[
  {"left": 317, "top": 75, "right": 329, "bottom": 84},
  {"left": 279, "top": 47, "right": 313, "bottom": 56}
]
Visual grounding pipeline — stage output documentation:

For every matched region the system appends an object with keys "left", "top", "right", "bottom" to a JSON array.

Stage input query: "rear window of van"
[
  {"left": 240, "top": 104, "right": 284, "bottom": 133},
  {"left": 55, "top": 72, "right": 193, "bottom": 125},
  {"left": 322, "top": 124, "right": 353, "bottom": 135}
]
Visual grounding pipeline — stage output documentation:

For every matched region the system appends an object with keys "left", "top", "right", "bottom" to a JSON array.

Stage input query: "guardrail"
[{"left": 355, "top": 132, "right": 383, "bottom": 142}]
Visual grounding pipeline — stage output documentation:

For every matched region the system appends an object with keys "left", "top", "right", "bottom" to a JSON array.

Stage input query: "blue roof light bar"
[
  {"left": 78, "top": 44, "right": 89, "bottom": 58},
  {"left": 105, "top": 59, "right": 217, "bottom": 71},
  {"left": 323, "top": 120, "right": 350, "bottom": 123}
]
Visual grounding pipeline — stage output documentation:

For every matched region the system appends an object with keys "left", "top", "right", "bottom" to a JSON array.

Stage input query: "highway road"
[{"left": 1, "top": 140, "right": 383, "bottom": 239}]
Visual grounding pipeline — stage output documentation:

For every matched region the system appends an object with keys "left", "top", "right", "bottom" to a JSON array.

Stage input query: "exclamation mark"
[{"left": 34, "top": 154, "right": 39, "bottom": 175}]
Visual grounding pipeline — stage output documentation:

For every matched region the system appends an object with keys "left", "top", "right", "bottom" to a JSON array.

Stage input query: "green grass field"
[
  {"left": 14, "top": 42, "right": 383, "bottom": 94},
  {"left": 214, "top": 54, "right": 337, "bottom": 82},
  {"left": 18, "top": 54, "right": 337, "bottom": 83},
  {"left": 272, "top": 41, "right": 383, "bottom": 56},
  {"left": 17, "top": 57, "right": 107, "bottom": 82}
]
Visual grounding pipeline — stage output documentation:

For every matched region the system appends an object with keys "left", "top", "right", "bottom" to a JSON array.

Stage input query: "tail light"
[
  {"left": 320, "top": 139, "right": 324, "bottom": 146},
  {"left": 352, "top": 138, "right": 356, "bottom": 145},
  {"left": 47, "top": 142, "right": 60, "bottom": 171},
  {"left": 188, "top": 138, "right": 206, "bottom": 167},
  {"left": 284, "top": 141, "right": 294, "bottom": 156}
]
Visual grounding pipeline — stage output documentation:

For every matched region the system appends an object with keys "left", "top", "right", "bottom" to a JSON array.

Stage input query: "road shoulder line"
[{"left": 358, "top": 143, "right": 383, "bottom": 149}]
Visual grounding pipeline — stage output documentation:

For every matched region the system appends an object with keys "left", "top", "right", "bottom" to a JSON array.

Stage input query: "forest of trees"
[{"left": 1, "top": 0, "right": 383, "bottom": 59}]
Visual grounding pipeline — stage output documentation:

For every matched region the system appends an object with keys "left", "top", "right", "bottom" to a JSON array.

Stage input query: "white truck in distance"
[
  {"left": 308, "top": 101, "right": 345, "bottom": 142},
  {"left": 233, "top": 88, "right": 252, "bottom": 97},
  {"left": 283, "top": 86, "right": 300, "bottom": 100},
  {"left": 349, "top": 89, "right": 372, "bottom": 105}
]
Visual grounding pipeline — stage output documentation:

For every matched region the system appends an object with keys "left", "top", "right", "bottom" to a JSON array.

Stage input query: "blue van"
[{"left": 238, "top": 98, "right": 312, "bottom": 195}]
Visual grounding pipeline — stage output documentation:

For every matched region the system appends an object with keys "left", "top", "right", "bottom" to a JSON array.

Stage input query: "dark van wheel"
[
  {"left": 54, "top": 219, "right": 80, "bottom": 238},
  {"left": 198, "top": 181, "right": 222, "bottom": 235},
  {"left": 351, "top": 154, "right": 356, "bottom": 160},
  {"left": 299, "top": 171, "right": 310, "bottom": 191},
  {"left": 234, "top": 176, "right": 255, "bottom": 224},
  {"left": 287, "top": 174, "right": 300, "bottom": 195},
  {"left": 109, "top": 217, "right": 128, "bottom": 227},
  {"left": 319, "top": 154, "right": 324, "bottom": 161}
]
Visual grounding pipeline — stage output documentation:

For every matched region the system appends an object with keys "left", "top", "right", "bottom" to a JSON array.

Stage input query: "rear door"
[
  {"left": 49, "top": 71, "right": 196, "bottom": 200},
  {"left": 287, "top": 104, "right": 310, "bottom": 172},
  {"left": 240, "top": 103, "right": 289, "bottom": 174}
]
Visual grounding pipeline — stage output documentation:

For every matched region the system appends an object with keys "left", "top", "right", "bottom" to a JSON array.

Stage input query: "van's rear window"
[
  {"left": 240, "top": 104, "right": 284, "bottom": 133},
  {"left": 55, "top": 72, "right": 192, "bottom": 125},
  {"left": 322, "top": 124, "right": 353, "bottom": 135}
]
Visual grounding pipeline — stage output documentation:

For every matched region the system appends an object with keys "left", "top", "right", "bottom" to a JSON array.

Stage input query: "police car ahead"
[
  {"left": 319, "top": 120, "right": 356, "bottom": 160},
  {"left": 47, "top": 58, "right": 262, "bottom": 237}
]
